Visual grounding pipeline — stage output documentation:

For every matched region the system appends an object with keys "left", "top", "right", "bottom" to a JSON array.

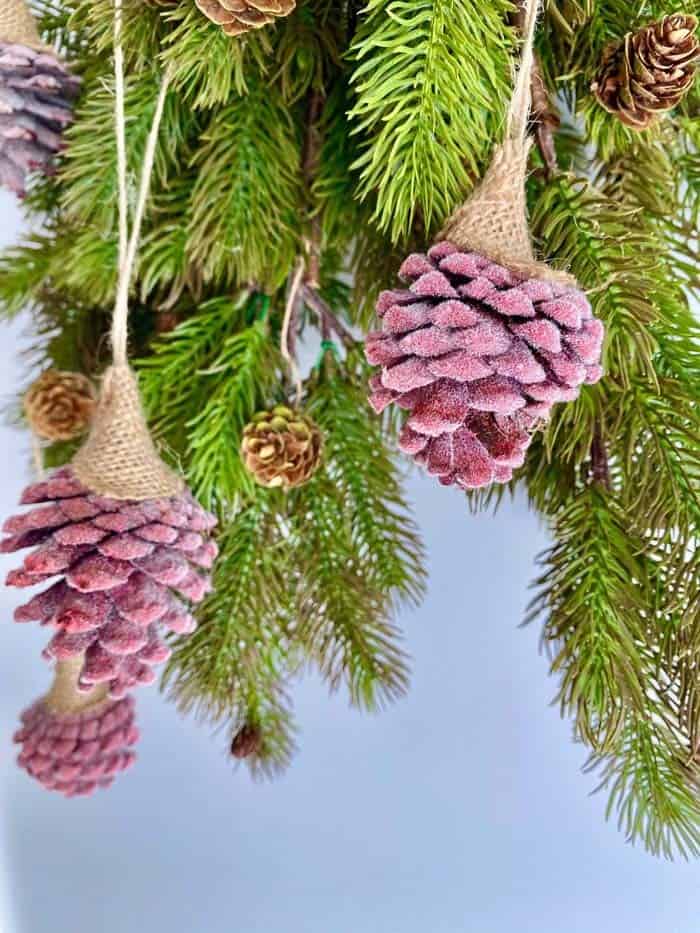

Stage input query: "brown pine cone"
[
  {"left": 231, "top": 724, "right": 262, "bottom": 759},
  {"left": 241, "top": 405, "right": 322, "bottom": 489},
  {"left": 24, "top": 370, "right": 96, "bottom": 441},
  {"left": 194, "top": 0, "right": 295, "bottom": 37},
  {"left": 592, "top": 14, "right": 699, "bottom": 129}
]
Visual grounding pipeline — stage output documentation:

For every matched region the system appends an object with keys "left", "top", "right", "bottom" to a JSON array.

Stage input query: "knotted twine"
[
  {"left": 71, "top": 0, "right": 182, "bottom": 500},
  {"left": 0, "top": 0, "right": 50, "bottom": 51},
  {"left": 439, "top": 0, "right": 574, "bottom": 287}
]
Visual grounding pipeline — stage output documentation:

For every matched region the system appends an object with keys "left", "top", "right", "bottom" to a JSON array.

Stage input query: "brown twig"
[
  {"left": 511, "top": 0, "right": 560, "bottom": 179},
  {"left": 590, "top": 423, "right": 611, "bottom": 489},
  {"left": 531, "top": 58, "right": 560, "bottom": 179},
  {"left": 302, "top": 285, "right": 356, "bottom": 350}
]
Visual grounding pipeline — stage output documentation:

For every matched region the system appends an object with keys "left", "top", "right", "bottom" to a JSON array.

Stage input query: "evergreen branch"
[
  {"left": 527, "top": 485, "right": 650, "bottom": 751},
  {"left": 185, "top": 80, "right": 303, "bottom": 289},
  {"left": 163, "top": 497, "right": 295, "bottom": 728},
  {"left": 293, "top": 473, "right": 411, "bottom": 710},
  {"left": 587, "top": 713, "right": 700, "bottom": 860},
  {"left": 348, "top": 0, "right": 513, "bottom": 241}
]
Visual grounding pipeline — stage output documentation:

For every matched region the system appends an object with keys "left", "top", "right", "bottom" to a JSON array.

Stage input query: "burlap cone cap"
[
  {"left": 0, "top": 0, "right": 53, "bottom": 52},
  {"left": 439, "top": 139, "right": 574, "bottom": 287},
  {"left": 72, "top": 364, "right": 184, "bottom": 501}
]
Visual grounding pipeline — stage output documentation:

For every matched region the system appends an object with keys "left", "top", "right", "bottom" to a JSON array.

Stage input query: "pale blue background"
[{"left": 0, "top": 194, "right": 694, "bottom": 932}]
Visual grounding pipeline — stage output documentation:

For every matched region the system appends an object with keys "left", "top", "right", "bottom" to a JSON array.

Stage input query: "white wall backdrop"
[{"left": 0, "top": 193, "right": 696, "bottom": 933}]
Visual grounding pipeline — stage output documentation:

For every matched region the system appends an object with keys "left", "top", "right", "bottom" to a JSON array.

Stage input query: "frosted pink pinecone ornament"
[
  {"left": 365, "top": 128, "right": 605, "bottom": 491},
  {"left": 0, "top": 0, "right": 81, "bottom": 197},
  {"left": 2, "top": 465, "right": 217, "bottom": 698},
  {"left": 367, "top": 244, "right": 603, "bottom": 489},
  {"left": 15, "top": 690, "right": 138, "bottom": 797}
]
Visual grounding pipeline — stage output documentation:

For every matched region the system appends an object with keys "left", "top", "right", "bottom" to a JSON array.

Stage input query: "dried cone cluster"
[
  {"left": 592, "top": 14, "right": 700, "bottom": 129},
  {"left": 195, "top": 0, "right": 295, "bottom": 37},
  {"left": 0, "top": 42, "right": 80, "bottom": 196},
  {"left": 24, "top": 370, "right": 96, "bottom": 441},
  {"left": 367, "top": 244, "right": 603, "bottom": 490},
  {"left": 241, "top": 406, "right": 322, "bottom": 489},
  {"left": 2, "top": 466, "right": 217, "bottom": 698},
  {"left": 14, "top": 693, "right": 138, "bottom": 797}
]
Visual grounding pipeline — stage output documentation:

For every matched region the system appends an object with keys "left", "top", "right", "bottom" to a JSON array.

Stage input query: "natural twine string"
[
  {"left": 31, "top": 433, "right": 44, "bottom": 480},
  {"left": 71, "top": 0, "right": 182, "bottom": 500},
  {"left": 0, "top": 0, "right": 50, "bottom": 52},
  {"left": 45, "top": 657, "right": 109, "bottom": 716},
  {"left": 281, "top": 259, "right": 305, "bottom": 407},
  {"left": 439, "top": 0, "right": 574, "bottom": 286}
]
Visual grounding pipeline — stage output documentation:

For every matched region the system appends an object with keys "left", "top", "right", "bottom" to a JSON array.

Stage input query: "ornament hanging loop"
[
  {"left": 439, "top": 0, "right": 574, "bottom": 286},
  {"left": 72, "top": 0, "right": 181, "bottom": 499}
]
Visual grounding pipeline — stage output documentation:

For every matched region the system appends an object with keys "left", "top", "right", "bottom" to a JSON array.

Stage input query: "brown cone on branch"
[
  {"left": 592, "top": 14, "right": 700, "bottom": 129},
  {"left": 194, "top": 0, "right": 295, "bottom": 37},
  {"left": 241, "top": 405, "right": 322, "bottom": 489},
  {"left": 231, "top": 724, "right": 262, "bottom": 759},
  {"left": 24, "top": 370, "right": 96, "bottom": 442}
]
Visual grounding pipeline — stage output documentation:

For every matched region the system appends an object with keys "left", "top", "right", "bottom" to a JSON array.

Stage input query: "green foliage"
[
  {"left": 185, "top": 82, "right": 303, "bottom": 288},
  {"left": 348, "top": 0, "right": 514, "bottom": 241},
  {"left": 0, "top": 0, "right": 696, "bottom": 853}
]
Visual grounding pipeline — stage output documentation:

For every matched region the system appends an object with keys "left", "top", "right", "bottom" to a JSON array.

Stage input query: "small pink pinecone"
[
  {"left": 366, "top": 243, "right": 604, "bottom": 489},
  {"left": 0, "top": 42, "right": 80, "bottom": 196},
  {"left": 2, "top": 467, "right": 218, "bottom": 698},
  {"left": 14, "top": 694, "right": 138, "bottom": 796}
]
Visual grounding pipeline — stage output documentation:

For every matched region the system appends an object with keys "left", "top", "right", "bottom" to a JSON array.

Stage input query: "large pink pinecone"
[
  {"left": 0, "top": 42, "right": 80, "bottom": 196},
  {"left": 1, "top": 467, "right": 218, "bottom": 698},
  {"left": 366, "top": 243, "right": 604, "bottom": 489},
  {"left": 14, "top": 694, "right": 138, "bottom": 796}
]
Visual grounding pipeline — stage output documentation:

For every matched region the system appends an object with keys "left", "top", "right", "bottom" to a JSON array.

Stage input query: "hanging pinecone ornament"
[
  {"left": 13, "top": 658, "right": 139, "bottom": 796},
  {"left": 3, "top": 367, "right": 218, "bottom": 698},
  {"left": 592, "top": 14, "right": 700, "bottom": 129},
  {"left": 241, "top": 405, "right": 322, "bottom": 489},
  {"left": 24, "top": 369, "right": 96, "bottom": 441},
  {"left": 0, "top": 0, "right": 80, "bottom": 196},
  {"left": 195, "top": 0, "right": 295, "bottom": 38},
  {"left": 367, "top": 244, "right": 603, "bottom": 489},
  {"left": 365, "top": 5, "right": 604, "bottom": 492}
]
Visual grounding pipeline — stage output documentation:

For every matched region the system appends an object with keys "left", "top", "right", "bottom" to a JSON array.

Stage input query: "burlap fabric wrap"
[
  {"left": 439, "top": 138, "right": 574, "bottom": 287},
  {"left": 45, "top": 657, "right": 109, "bottom": 715},
  {"left": 0, "top": 0, "right": 51, "bottom": 51},
  {"left": 72, "top": 364, "right": 184, "bottom": 500}
]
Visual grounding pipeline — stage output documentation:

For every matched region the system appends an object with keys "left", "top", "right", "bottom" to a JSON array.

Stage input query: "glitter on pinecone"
[
  {"left": 592, "top": 14, "right": 700, "bottom": 129},
  {"left": 2, "top": 466, "right": 218, "bottom": 698},
  {"left": 14, "top": 691, "right": 138, "bottom": 796},
  {"left": 231, "top": 723, "right": 262, "bottom": 759},
  {"left": 0, "top": 42, "right": 80, "bottom": 196},
  {"left": 24, "top": 369, "right": 96, "bottom": 441},
  {"left": 241, "top": 405, "right": 322, "bottom": 489},
  {"left": 366, "top": 244, "right": 604, "bottom": 490},
  {"left": 195, "top": 0, "right": 295, "bottom": 37}
]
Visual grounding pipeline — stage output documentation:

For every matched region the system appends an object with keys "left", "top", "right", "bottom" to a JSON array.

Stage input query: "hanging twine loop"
[
  {"left": 0, "top": 0, "right": 51, "bottom": 52},
  {"left": 71, "top": 0, "right": 182, "bottom": 500},
  {"left": 280, "top": 258, "right": 305, "bottom": 407},
  {"left": 439, "top": 0, "right": 574, "bottom": 286}
]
